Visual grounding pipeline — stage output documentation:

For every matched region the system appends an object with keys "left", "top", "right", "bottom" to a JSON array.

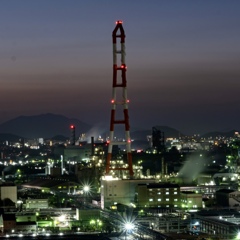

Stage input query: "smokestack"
[
  {"left": 70, "top": 125, "right": 76, "bottom": 146},
  {"left": 61, "top": 155, "right": 64, "bottom": 175},
  {"left": 165, "top": 162, "right": 168, "bottom": 175},
  {"left": 91, "top": 137, "right": 94, "bottom": 156},
  {"left": 161, "top": 157, "right": 165, "bottom": 176}
]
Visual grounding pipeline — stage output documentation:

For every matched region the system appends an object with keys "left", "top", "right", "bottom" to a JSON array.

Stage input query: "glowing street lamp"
[
  {"left": 83, "top": 185, "right": 90, "bottom": 193},
  {"left": 82, "top": 185, "right": 91, "bottom": 206},
  {"left": 124, "top": 222, "right": 134, "bottom": 231},
  {"left": 123, "top": 221, "right": 135, "bottom": 240}
]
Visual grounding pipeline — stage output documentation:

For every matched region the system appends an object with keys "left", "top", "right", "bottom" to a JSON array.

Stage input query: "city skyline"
[{"left": 0, "top": 1, "right": 240, "bottom": 134}]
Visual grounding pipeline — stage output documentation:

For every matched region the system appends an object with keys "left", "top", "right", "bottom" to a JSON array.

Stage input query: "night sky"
[{"left": 0, "top": 1, "right": 240, "bottom": 135}]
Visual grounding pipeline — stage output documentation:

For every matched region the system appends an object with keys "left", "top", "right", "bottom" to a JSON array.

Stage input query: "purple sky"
[{"left": 0, "top": 0, "right": 240, "bottom": 134}]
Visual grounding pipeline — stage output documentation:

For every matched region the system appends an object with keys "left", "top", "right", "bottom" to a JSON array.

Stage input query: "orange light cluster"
[{"left": 116, "top": 20, "right": 123, "bottom": 24}]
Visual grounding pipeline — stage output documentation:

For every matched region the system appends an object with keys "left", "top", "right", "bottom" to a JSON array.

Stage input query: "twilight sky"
[{"left": 0, "top": 0, "right": 240, "bottom": 135}]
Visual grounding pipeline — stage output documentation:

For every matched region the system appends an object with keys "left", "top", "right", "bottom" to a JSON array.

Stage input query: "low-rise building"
[
  {"left": 196, "top": 209, "right": 240, "bottom": 239},
  {"left": 136, "top": 183, "right": 180, "bottom": 208},
  {"left": 16, "top": 212, "right": 37, "bottom": 222},
  {"left": 15, "top": 221, "right": 37, "bottom": 233},
  {"left": 180, "top": 191, "right": 203, "bottom": 209},
  {"left": 25, "top": 199, "right": 48, "bottom": 209},
  {"left": 2, "top": 214, "right": 16, "bottom": 233},
  {"left": 21, "top": 177, "right": 79, "bottom": 193},
  {"left": 101, "top": 177, "right": 156, "bottom": 209},
  {"left": 216, "top": 189, "right": 240, "bottom": 207},
  {"left": 76, "top": 209, "right": 100, "bottom": 221}
]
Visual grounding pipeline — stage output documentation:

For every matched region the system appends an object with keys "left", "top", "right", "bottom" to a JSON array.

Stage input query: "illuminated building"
[
  {"left": 136, "top": 183, "right": 180, "bottom": 208},
  {"left": 101, "top": 176, "right": 155, "bottom": 209}
]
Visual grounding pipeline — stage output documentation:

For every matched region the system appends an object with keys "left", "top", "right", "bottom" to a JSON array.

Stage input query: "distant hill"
[
  {"left": 0, "top": 133, "right": 22, "bottom": 142},
  {"left": 1, "top": 113, "right": 236, "bottom": 142},
  {"left": 0, "top": 117, "right": 186, "bottom": 141},
  {"left": 201, "top": 129, "right": 239, "bottom": 138},
  {"left": 51, "top": 135, "right": 69, "bottom": 141},
  {"left": 0, "top": 113, "right": 92, "bottom": 139}
]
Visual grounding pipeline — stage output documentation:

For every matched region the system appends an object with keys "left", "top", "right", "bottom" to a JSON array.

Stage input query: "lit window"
[
  {"left": 174, "top": 205, "right": 178, "bottom": 207},
  {"left": 166, "top": 192, "right": 169, "bottom": 195},
  {"left": 174, "top": 192, "right": 178, "bottom": 194},
  {"left": 149, "top": 199, "right": 153, "bottom": 202},
  {"left": 166, "top": 198, "right": 169, "bottom": 201},
  {"left": 158, "top": 199, "right": 161, "bottom": 201},
  {"left": 174, "top": 199, "right": 178, "bottom": 201},
  {"left": 166, "top": 205, "right": 169, "bottom": 207}
]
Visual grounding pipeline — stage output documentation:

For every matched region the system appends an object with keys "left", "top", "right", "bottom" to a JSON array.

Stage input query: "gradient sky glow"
[{"left": 0, "top": 0, "right": 240, "bottom": 134}]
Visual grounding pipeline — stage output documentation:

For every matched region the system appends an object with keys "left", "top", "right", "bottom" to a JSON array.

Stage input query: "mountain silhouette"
[
  {"left": 0, "top": 113, "right": 91, "bottom": 139},
  {"left": 0, "top": 114, "right": 237, "bottom": 141},
  {"left": 0, "top": 133, "right": 22, "bottom": 142}
]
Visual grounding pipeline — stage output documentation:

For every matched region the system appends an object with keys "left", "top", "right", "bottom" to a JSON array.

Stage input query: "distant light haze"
[{"left": 0, "top": 0, "right": 240, "bottom": 135}]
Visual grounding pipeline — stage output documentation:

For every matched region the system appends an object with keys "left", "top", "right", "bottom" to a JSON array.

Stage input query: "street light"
[
  {"left": 83, "top": 185, "right": 90, "bottom": 193},
  {"left": 123, "top": 221, "right": 135, "bottom": 240},
  {"left": 82, "top": 185, "right": 91, "bottom": 206},
  {"left": 124, "top": 222, "right": 134, "bottom": 231}
]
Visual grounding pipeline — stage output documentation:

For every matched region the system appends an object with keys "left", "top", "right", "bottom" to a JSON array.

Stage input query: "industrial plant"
[{"left": 0, "top": 21, "right": 240, "bottom": 240}]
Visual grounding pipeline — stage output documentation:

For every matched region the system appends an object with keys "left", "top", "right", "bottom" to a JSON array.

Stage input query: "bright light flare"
[
  {"left": 80, "top": 181, "right": 93, "bottom": 196},
  {"left": 124, "top": 222, "right": 134, "bottom": 231},
  {"left": 120, "top": 215, "right": 136, "bottom": 234},
  {"left": 58, "top": 214, "right": 66, "bottom": 222},
  {"left": 83, "top": 185, "right": 90, "bottom": 193}
]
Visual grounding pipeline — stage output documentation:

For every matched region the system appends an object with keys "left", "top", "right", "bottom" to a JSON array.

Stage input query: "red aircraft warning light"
[
  {"left": 70, "top": 125, "right": 76, "bottom": 146},
  {"left": 116, "top": 20, "right": 123, "bottom": 24}
]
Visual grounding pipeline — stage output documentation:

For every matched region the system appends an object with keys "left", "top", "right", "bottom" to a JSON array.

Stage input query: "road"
[{"left": 0, "top": 233, "right": 111, "bottom": 240}]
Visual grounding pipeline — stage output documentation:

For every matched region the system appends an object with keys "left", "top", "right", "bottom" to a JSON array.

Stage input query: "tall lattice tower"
[{"left": 105, "top": 21, "right": 134, "bottom": 178}]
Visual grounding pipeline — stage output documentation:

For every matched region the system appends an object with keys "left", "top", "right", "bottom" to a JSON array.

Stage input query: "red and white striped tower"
[{"left": 105, "top": 21, "right": 134, "bottom": 178}]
